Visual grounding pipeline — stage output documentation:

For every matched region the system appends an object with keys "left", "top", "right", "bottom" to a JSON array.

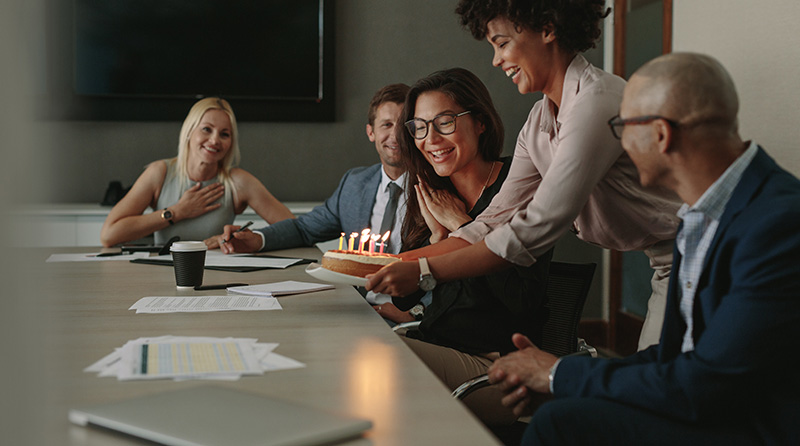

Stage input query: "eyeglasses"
[
  {"left": 607, "top": 114, "right": 679, "bottom": 139},
  {"left": 405, "top": 111, "right": 472, "bottom": 140}
]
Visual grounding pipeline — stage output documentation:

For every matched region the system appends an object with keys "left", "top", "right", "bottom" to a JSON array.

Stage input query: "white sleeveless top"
[{"left": 154, "top": 161, "right": 235, "bottom": 244}]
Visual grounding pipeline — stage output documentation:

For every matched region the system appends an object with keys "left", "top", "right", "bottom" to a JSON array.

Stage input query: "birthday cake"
[{"left": 321, "top": 250, "right": 400, "bottom": 278}]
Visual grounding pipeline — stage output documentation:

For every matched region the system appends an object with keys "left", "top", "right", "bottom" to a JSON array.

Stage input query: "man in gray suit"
[{"left": 219, "top": 84, "right": 410, "bottom": 312}]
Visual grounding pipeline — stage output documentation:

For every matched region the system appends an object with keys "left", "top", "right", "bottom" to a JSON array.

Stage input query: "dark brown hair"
[
  {"left": 367, "top": 83, "right": 411, "bottom": 125},
  {"left": 399, "top": 68, "right": 503, "bottom": 250},
  {"left": 455, "top": 0, "right": 610, "bottom": 54}
]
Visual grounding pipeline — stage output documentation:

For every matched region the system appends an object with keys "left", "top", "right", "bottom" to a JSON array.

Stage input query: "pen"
[
  {"left": 194, "top": 283, "right": 248, "bottom": 291},
  {"left": 223, "top": 221, "right": 253, "bottom": 244},
  {"left": 95, "top": 251, "right": 124, "bottom": 257}
]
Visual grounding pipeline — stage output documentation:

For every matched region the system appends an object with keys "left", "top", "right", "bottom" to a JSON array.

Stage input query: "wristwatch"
[
  {"left": 417, "top": 257, "right": 437, "bottom": 291},
  {"left": 161, "top": 208, "right": 174, "bottom": 225},
  {"left": 409, "top": 303, "right": 425, "bottom": 321}
]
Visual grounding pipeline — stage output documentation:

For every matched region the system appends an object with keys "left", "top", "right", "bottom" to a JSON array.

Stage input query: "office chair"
[{"left": 451, "top": 261, "right": 597, "bottom": 400}]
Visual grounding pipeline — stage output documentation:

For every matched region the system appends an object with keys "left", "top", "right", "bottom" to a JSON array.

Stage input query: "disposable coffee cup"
[{"left": 170, "top": 241, "right": 207, "bottom": 289}]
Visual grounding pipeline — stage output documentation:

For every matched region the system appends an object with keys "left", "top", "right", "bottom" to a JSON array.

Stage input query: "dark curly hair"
[
  {"left": 399, "top": 68, "right": 504, "bottom": 250},
  {"left": 455, "top": 0, "right": 610, "bottom": 54}
]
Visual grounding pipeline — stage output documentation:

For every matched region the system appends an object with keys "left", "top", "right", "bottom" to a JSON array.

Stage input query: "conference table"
[{"left": 24, "top": 246, "right": 501, "bottom": 445}]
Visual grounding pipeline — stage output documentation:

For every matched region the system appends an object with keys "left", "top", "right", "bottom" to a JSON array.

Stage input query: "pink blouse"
[{"left": 452, "top": 55, "right": 681, "bottom": 266}]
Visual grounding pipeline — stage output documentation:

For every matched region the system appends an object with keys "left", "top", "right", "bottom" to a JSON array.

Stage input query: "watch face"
[
  {"left": 163, "top": 210, "right": 173, "bottom": 220},
  {"left": 419, "top": 275, "right": 436, "bottom": 291}
]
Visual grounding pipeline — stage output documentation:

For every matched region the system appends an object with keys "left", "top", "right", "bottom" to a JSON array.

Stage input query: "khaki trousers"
[
  {"left": 638, "top": 239, "right": 674, "bottom": 350},
  {"left": 400, "top": 336, "right": 521, "bottom": 426}
]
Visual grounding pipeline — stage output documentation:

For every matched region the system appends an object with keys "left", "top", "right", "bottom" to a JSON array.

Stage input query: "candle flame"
[
  {"left": 348, "top": 232, "right": 358, "bottom": 251},
  {"left": 381, "top": 231, "right": 390, "bottom": 242}
]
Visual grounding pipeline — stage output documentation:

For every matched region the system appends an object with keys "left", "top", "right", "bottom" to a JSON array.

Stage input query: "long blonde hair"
[{"left": 174, "top": 97, "right": 241, "bottom": 193}]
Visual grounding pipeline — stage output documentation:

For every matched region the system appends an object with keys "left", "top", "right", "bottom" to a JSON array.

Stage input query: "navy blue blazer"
[
  {"left": 256, "top": 164, "right": 382, "bottom": 251},
  {"left": 554, "top": 148, "right": 800, "bottom": 444}
]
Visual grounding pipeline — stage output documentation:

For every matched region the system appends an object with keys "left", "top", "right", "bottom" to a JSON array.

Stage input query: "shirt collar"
[
  {"left": 379, "top": 168, "right": 406, "bottom": 193},
  {"left": 540, "top": 54, "right": 588, "bottom": 134},
  {"left": 677, "top": 141, "right": 758, "bottom": 221}
]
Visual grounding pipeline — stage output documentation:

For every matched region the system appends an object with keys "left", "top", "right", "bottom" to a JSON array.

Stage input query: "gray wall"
[
  {"left": 674, "top": 0, "right": 800, "bottom": 176},
  {"left": 35, "top": 1, "right": 545, "bottom": 203},
  {"left": 29, "top": 0, "right": 605, "bottom": 316},
  {"left": 32, "top": 1, "right": 610, "bottom": 205}
]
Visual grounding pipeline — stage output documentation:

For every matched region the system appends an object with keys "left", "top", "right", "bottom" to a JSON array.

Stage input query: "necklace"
[{"left": 478, "top": 161, "right": 497, "bottom": 199}]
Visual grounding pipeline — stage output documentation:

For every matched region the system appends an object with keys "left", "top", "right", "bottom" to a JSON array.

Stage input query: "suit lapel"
[
  {"left": 690, "top": 147, "right": 774, "bottom": 337},
  {"left": 356, "top": 166, "right": 382, "bottom": 229},
  {"left": 660, "top": 147, "right": 776, "bottom": 358},
  {"left": 701, "top": 148, "right": 773, "bottom": 273},
  {"left": 659, "top": 222, "right": 687, "bottom": 359}
]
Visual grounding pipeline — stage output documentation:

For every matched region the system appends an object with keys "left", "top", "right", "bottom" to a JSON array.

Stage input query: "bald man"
[{"left": 487, "top": 53, "right": 800, "bottom": 445}]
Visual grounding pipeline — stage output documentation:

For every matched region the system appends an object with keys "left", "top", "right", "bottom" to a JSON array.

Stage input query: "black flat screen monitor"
[{"left": 45, "top": 0, "right": 334, "bottom": 122}]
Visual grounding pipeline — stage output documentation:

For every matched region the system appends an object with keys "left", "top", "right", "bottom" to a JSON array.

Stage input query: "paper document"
[
  {"left": 118, "top": 339, "right": 263, "bottom": 380},
  {"left": 149, "top": 251, "right": 303, "bottom": 268},
  {"left": 85, "top": 336, "right": 305, "bottom": 381},
  {"left": 129, "top": 295, "right": 282, "bottom": 313},
  {"left": 46, "top": 252, "right": 151, "bottom": 262},
  {"left": 228, "top": 281, "right": 333, "bottom": 297}
]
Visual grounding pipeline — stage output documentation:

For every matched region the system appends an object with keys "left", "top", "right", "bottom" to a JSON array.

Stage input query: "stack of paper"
[
  {"left": 130, "top": 295, "right": 283, "bottom": 313},
  {"left": 85, "top": 336, "right": 305, "bottom": 381},
  {"left": 227, "top": 281, "right": 334, "bottom": 297}
]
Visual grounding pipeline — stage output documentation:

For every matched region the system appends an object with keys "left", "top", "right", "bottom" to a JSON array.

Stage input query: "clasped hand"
[
  {"left": 415, "top": 178, "right": 470, "bottom": 242},
  {"left": 487, "top": 333, "right": 558, "bottom": 417}
]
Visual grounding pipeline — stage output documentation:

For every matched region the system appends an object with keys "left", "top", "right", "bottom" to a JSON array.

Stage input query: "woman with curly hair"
[{"left": 367, "top": 0, "right": 681, "bottom": 351}]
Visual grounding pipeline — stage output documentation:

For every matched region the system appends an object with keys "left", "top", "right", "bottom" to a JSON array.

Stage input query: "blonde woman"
[{"left": 101, "top": 97, "right": 293, "bottom": 248}]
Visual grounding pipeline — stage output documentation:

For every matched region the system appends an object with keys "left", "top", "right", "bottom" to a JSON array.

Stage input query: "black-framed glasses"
[
  {"left": 405, "top": 111, "right": 472, "bottom": 140},
  {"left": 607, "top": 114, "right": 679, "bottom": 139}
]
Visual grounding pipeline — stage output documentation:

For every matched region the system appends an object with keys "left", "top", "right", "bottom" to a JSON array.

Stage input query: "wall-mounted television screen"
[{"left": 44, "top": 0, "right": 334, "bottom": 122}]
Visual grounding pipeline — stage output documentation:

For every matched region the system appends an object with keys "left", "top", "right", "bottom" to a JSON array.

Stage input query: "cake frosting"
[{"left": 321, "top": 250, "right": 400, "bottom": 277}]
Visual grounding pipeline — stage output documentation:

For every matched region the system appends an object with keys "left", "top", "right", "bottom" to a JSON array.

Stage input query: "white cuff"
[
  {"left": 255, "top": 230, "right": 266, "bottom": 251},
  {"left": 548, "top": 358, "right": 562, "bottom": 394}
]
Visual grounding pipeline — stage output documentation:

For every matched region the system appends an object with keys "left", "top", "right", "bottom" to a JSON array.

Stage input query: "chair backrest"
[{"left": 539, "top": 261, "right": 596, "bottom": 357}]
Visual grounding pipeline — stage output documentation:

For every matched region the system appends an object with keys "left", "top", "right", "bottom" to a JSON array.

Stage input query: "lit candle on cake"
[
  {"left": 369, "top": 233, "right": 380, "bottom": 254},
  {"left": 338, "top": 232, "right": 345, "bottom": 250},
  {"left": 380, "top": 231, "right": 390, "bottom": 254},
  {"left": 348, "top": 232, "right": 358, "bottom": 251},
  {"left": 359, "top": 229, "right": 370, "bottom": 252}
]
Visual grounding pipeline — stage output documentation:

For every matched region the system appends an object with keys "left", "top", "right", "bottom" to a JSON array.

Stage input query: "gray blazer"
[{"left": 257, "top": 164, "right": 382, "bottom": 251}]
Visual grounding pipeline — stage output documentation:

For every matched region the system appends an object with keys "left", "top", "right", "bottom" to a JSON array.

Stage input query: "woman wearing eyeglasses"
[
  {"left": 383, "top": 67, "right": 553, "bottom": 427},
  {"left": 367, "top": 0, "right": 681, "bottom": 351}
]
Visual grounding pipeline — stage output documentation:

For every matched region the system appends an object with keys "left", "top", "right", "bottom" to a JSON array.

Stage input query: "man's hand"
[
  {"left": 366, "top": 261, "right": 421, "bottom": 297},
  {"left": 219, "top": 224, "right": 262, "bottom": 254},
  {"left": 488, "top": 334, "right": 558, "bottom": 416}
]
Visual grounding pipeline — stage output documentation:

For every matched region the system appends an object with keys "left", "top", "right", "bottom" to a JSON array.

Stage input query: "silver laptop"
[{"left": 69, "top": 386, "right": 372, "bottom": 446}]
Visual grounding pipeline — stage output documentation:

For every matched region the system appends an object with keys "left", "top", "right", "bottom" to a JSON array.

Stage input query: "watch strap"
[
  {"left": 419, "top": 257, "right": 431, "bottom": 276},
  {"left": 161, "top": 208, "right": 175, "bottom": 225},
  {"left": 410, "top": 303, "right": 425, "bottom": 321}
]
